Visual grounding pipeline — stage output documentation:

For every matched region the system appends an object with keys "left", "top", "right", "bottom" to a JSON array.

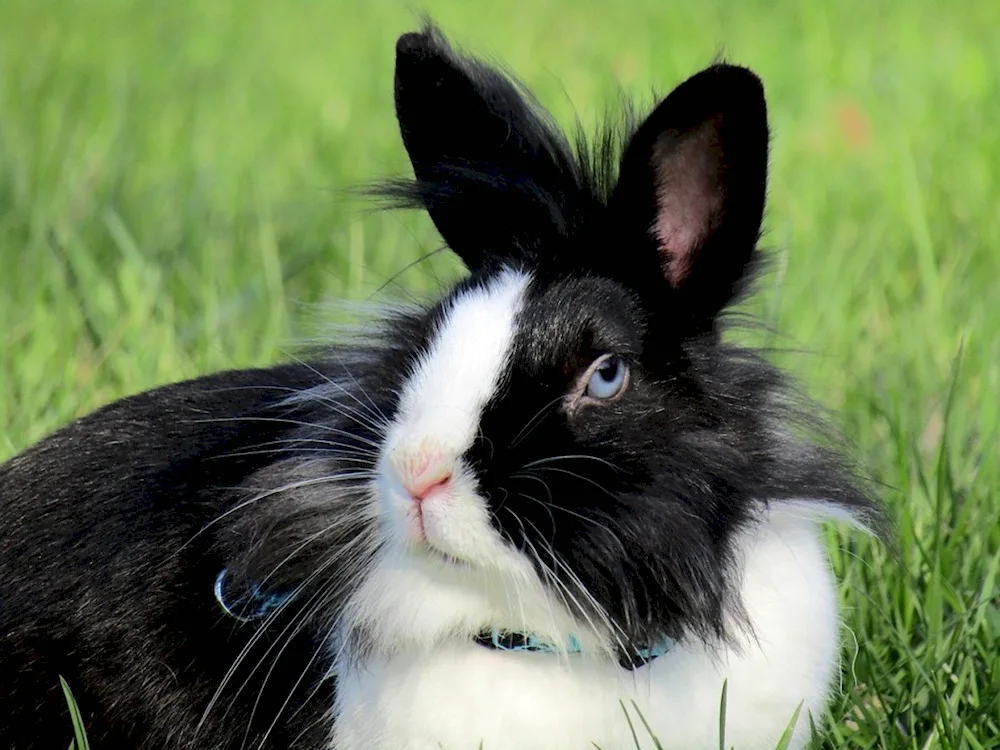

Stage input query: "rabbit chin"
[
  {"left": 331, "top": 504, "right": 842, "bottom": 750},
  {"left": 362, "top": 470, "right": 596, "bottom": 654}
]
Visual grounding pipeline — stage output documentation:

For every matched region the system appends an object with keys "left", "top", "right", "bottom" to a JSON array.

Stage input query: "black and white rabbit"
[{"left": 0, "top": 25, "right": 880, "bottom": 750}]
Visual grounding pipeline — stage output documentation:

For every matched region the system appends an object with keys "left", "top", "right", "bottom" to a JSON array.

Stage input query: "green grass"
[
  {"left": 60, "top": 676, "right": 91, "bottom": 750},
  {"left": 1, "top": 0, "right": 998, "bottom": 747}
]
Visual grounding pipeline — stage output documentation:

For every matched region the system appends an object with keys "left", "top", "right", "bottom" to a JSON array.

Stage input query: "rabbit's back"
[{"left": 0, "top": 363, "right": 341, "bottom": 748}]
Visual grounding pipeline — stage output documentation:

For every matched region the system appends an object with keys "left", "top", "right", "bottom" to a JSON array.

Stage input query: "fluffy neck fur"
[{"left": 331, "top": 504, "right": 845, "bottom": 750}]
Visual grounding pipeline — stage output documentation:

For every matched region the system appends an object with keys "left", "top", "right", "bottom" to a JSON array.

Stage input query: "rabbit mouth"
[
  {"left": 376, "top": 455, "right": 520, "bottom": 569},
  {"left": 408, "top": 534, "right": 470, "bottom": 567}
]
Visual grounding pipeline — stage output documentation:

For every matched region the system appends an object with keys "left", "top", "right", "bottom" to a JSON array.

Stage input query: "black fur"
[{"left": 0, "top": 24, "right": 879, "bottom": 749}]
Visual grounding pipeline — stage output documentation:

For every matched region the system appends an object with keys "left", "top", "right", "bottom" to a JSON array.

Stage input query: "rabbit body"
[{"left": 0, "top": 24, "right": 879, "bottom": 750}]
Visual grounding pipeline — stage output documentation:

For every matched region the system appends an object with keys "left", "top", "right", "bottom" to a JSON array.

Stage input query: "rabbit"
[{"left": 0, "top": 24, "right": 881, "bottom": 750}]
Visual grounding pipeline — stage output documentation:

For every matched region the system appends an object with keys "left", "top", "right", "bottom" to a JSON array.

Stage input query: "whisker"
[
  {"left": 212, "top": 448, "right": 379, "bottom": 463},
  {"left": 510, "top": 472, "right": 554, "bottom": 503},
  {"left": 251, "top": 508, "right": 377, "bottom": 595},
  {"left": 511, "top": 529, "right": 570, "bottom": 662},
  {"left": 196, "top": 380, "right": 387, "bottom": 435},
  {"left": 491, "top": 493, "right": 571, "bottom": 663},
  {"left": 488, "top": 486, "right": 511, "bottom": 515},
  {"left": 173, "top": 472, "right": 375, "bottom": 557},
  {"left": 515, "top": 474, "right": 630, "bottom": 558},
  {"left": 524, "top": 465, "right": 619, "bottom": 500},
  {"left": 475, "top": 425, "right": 496, "bottom": 465},
  {"left": 210, "top": 436, "right": 381, "bottom": 464},
  {"left": 230, "top": 436, "right": 380, "bottom": 451},
  {"left": 287, "top": 349, "right": 393, "bottom": 429},
  {"left": 254, "top": 627, "right": 334, "bottom": 750},
  {"left": 506, "top": 479, "right": 635, "bottom": 658},
  {"left": 184, "top": 416, "right": 384, "bottom": 450},
  {"left": 554, "top": 558, "right": 635, "bottom": 660},
  {"left": 538, "top": 553, "right": 633, "bottom": 658},
  {"left": 287, "top": 536, "right": 392, "bottom": 726},
  {"left": 287, "top": 686, "right": 338, "bottom": 747},
  {"left": 202, "top": 529, "right": 377, "bottom": 737},
  {"left": 520, "top": 454, "right": 622, "bottom": 472},
  {"left": 507, "top": 395, "right": 564, "bottom": 450},
  {"left": 511, "top": 489, "right": 557, "bottom": 535},
  {"left": 286, "top": 368, "right": 389, "bottom": 432},
  {"left": 246, "top": 539, "right": 379, "bottom": 750},
  {"left": 369, "top": 245, "right": 446, "bottom": 299},
  {"left": 515, "top": 511, "right": 631, "bottom": 660},
  {"left": 201, "top": 564, "right": 327, "bottom": 736}
]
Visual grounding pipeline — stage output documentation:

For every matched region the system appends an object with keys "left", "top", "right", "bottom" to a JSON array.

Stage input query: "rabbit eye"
[{"left": 584, "top": 355, "right": 629, "bottom": 400}]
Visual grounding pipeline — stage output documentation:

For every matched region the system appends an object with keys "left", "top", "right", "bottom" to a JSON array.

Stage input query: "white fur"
[
  {"left": 391, "top": 268, "right": 530, "bottom": 459},
  {"left": 375, "top": 269, "right": 538, "bottom": 569},
  {"left": 332, "top": 507, "right": 842, "bottom": 749},
  {"left": 329, "top": 268, "right": 846, "bottom": 749}
]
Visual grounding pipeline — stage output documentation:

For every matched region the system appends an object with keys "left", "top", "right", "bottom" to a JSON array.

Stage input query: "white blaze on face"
[
  {"left": 396, "top": 267, "right": 530, "bottom": 450},
  {"left": 378, "top": 268, "right": 532, "bottom": 564}
]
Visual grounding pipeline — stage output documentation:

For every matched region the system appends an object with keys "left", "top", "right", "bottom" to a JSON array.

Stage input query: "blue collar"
[
  {"left": 214, "top": 570, "right": 672, "bottom": 670},
  {"left": 474, "top": 627, "right": 672, "bottom": 671},
  {"left": 213, "top": 568, "right": 293, "bottom": 623}
]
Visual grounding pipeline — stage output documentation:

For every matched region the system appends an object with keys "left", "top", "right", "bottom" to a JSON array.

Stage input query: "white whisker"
[
  {"left": 185, "top": 416, "right": 384, "bottom": 450},
  {"left": 507, "top": 395, "right": 564, "bottom": 450},
  {"left": 516, "top": 474, "right": 630, "bottom": 559},
  {"left": 201, "top": 529, "right": 378, "bottom": 737},
  {"left": 174, "top": 472, "right": 375, "bottom": 558},
  {"left": 285, "top": 352, "right": 390, "bottom": 430},
  {"left": 520, "top": 454, "right": 622, "bottom": 473},
  {"left": 246, "top": 538, "right": 380, "bottom": 750}
]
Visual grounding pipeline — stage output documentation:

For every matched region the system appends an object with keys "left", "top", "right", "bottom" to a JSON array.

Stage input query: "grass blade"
[
  {"left": 59, "top": 676, "right": 91, "bottom": 750},
  {"left": 773, "top": 701, "right": 803, "bottom": 750},
  {"left": 718, "top": 679, "right": 729, "bottom": 750},
  {"left": 628, "top": 700, "right": 665, "bottom": 750},
  {"left": 619, "top": 699, "right": 642, "bottom": 750}
]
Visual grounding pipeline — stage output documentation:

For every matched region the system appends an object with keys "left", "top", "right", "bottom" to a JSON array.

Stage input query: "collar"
[
  {"left": 214, "top": 571, "right": 673, "bottom": 671},
  {"left": 214, "top": 568, "right": 293, "bottom": 622},
  {"left": 474, "top": 627, "right": 673, "bottom": 671}
]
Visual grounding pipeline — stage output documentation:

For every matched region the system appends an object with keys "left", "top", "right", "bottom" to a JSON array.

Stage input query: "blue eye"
[{"left": 585, "top": 355, "right": 629, "bottom": 400}]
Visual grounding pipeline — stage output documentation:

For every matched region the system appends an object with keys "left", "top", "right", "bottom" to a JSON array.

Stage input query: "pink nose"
[
  {"left": 395, "top": 449, "right": 453, "bottom": 502},
  {"left": 404, "top": 471, "right": 452, "bottom": 502}
]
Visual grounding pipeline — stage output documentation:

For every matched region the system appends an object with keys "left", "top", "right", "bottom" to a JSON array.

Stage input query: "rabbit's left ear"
[
  {"left": 392, "top": 26, "right": 578, "bottom": 271},
  {"left": 612, "top": 65, "right": 769, "bottom": 320}
]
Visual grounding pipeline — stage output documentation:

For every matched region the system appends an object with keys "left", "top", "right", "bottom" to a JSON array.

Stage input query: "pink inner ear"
[{"left": 652, "top": 119, "right": 725, "bottom": 288}]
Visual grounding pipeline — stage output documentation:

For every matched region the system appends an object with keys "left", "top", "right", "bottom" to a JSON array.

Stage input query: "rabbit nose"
[
  {"left": 392, "top": 447, "right": 454, "bottom": 502},
  {"left": 405, "top": 470, "right": 452, "bottom": 502}
]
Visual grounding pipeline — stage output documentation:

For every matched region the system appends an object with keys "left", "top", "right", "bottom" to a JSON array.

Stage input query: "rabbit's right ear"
[
  {"left": 391, "top": 26, "right": 578, "bottom": 271},
  {"left": 611, "top": 64, "right": 769, "bottom": 324}
]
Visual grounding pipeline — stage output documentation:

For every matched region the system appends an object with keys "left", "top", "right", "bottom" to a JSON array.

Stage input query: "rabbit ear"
[
  {"left": 391, "top": 26, "right": 580, "bottom": 271},
  {"left": 612, "top": 65, "right": 769, "bottom": 320}
]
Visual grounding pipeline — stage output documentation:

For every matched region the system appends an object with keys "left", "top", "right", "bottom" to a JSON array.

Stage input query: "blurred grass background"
[{"left": 0, "top": 0, "right": 997, "bottom": 747}]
